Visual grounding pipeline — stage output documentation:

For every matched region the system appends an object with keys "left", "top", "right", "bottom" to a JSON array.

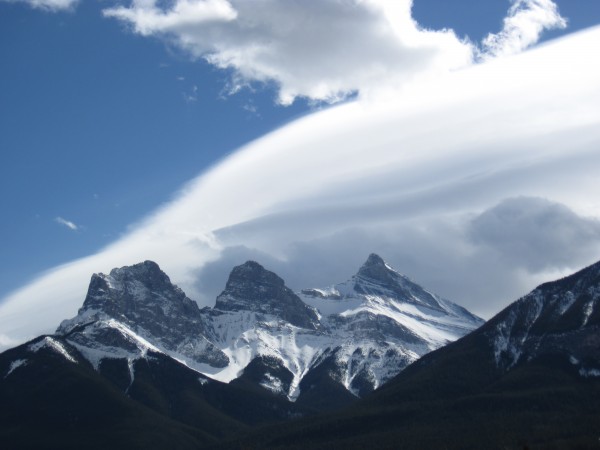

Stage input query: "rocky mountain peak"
[
  {"left": 214, "top": 261, "right": 319, "bottom": 330},
  {"left": 227, "top": 260, "right": 285, "bottom": 289},
  {"left": 356, "top": 253, "right": 396, "bottom": 284},
  {"left": 77, "top": 260, "right": 193, "bottom": 318},
  {"left": 108, "top": 260, "right": 172, "bottom": 289},
  {"left": 58, "top": 260, "right": 229, "bottom": 368},
  {"left": 351, "top": 254, "right": 442, "bottom": 311}
]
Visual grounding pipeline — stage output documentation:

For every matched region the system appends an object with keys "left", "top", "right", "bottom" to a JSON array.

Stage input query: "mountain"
[
  {"left": 0, "top": 254, "right": 483, "bottom": 448},
  {"left": 0, "top": 334, "right": 305, "bottom": 449},
  {"left": 214, "top": 260, "right": 319, "bottom": 329},
  {"left": 57, "top": 260, "right": 229, "bottom": 369},
  {"left": 296, "top": 253, "right": 483, "bottom": 401},
  {"left": 53, "top": 255, "right": 480, "bottom": 406},
  {"left": 203, "top": 255, "right": 482, "bottom": 404},
  {"left": 233, "top": 259, "right": 600, "bottom": 449}
]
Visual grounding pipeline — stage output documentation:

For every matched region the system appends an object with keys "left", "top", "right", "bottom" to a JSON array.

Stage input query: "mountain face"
[
  {"left": 488, "top": 260, "right": 600, "bottom": 374},
  {"left": 296, "top": 253, "right": 483, "bottom": 399},
  {"left": 235, "top": 260, "right": 600, "bottom": 449},
  {"left": 50, "top": 255, "right": 481, "bottom": 406},
  {"left": 57, "top": 261, "right": 229, "bottom": 369},
  {"left": 214, "top": 260, "right": 319, "bottom": 330}
]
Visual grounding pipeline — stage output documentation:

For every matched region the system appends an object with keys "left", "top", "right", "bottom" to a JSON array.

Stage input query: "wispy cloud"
[
  {"left": 481, "top": 0, "right": 567, "bottom": 59},
  {"left": 0, "top": 0, "right": 78, "bottom": 12},
  {"left": 183, "top": 85, "right": 199, "bottom": 103},
  {"left": 55, "top": 216, "right": 79, "bottom": 231}
]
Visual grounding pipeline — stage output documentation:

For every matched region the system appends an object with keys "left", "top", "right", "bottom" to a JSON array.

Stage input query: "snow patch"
[
  {"left": 125, "top": 358, "right": 135, "bottom": 393},
  {"left": 4, "top": 359, "right": 27, "bottom": 378},
  {"left": 260, "top": 373, "right": 284, "bottom": 395},
  {"left": 29, "top": 337, "right": 77, "bottom": 363},
  {"left": 64, "top": 319, "right": 167, "bottom": 371},
  {"left": 556, "top": 291, "right": 576, "bottom": 315},
  {"left": 492, "top": 291, "right": 544, "bottom": 369},
  {"left": 582, "top": 300, "right": 595, "bottom": 327}
]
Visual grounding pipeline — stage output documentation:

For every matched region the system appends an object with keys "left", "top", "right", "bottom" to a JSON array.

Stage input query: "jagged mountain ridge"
[
  {"left": 230, "top": 259, "right": 600, "bottom": 449},
  {"left": 296, "top": 253, "right": 483, "bottom": 397},
  {"left": 58, "top": 261, "right": 229, "bottom": 369},
  {"left": 54, "top": 254, "right": 482, "bottom": 403}
]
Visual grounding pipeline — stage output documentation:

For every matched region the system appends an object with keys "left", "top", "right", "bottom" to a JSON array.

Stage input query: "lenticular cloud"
[{"left": 1, "top": 26, "right": 600, "bottom": 351}]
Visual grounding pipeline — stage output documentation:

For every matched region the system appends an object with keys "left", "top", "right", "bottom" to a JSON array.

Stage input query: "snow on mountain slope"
[
  {"left": 198, "top": 261, "right": 332, "bottom": 399},
  {"left": 55, "top": 256, "right": 483, "bottom": 401},
  {"left": 298, "top": 254, "right": 484, "bottom": 395},
  {"left": 487, "top": 259, "right": 600, "bottom": 373},
  {"left": 200, "top": 255, "right": 482, "bottom": 399}
]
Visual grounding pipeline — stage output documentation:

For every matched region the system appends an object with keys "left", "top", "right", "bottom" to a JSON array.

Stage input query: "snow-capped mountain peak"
[
  {"left": 297, "top": 255, "right": 484, "bottom": 396},
  {"left": 351, "top": 253, "right": 447, "bottom": 312}
]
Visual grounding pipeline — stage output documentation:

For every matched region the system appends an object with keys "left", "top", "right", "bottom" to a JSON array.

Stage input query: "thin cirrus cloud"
[
  {"left": 102, "top": 0, "right": 566, "bottom": 105},
  {"left": 55, "top": 216, "right": 79, "bottom": 231},
  {"left": 0, "top": 25, "right": 599, "bottom": 351},
  {"left": 0, "top": 0, "right": 77, "bottom": 11}
]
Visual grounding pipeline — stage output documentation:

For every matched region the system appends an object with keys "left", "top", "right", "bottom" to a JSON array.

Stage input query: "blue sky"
[{"left": 1, "top": 0, "right": 600, "bottom": 348}]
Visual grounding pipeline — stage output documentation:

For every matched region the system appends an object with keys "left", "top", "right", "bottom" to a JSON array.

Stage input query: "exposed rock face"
[
  {"left": 214, "top": 261, "right": 319, "bottom": 330},
  {"left": 58, "top": 261, "right": 228, "bottom": 368}
]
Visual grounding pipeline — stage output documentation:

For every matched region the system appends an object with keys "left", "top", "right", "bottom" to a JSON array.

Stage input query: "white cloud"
[
  {"left": 0, "top": 0, "right": 78, "bottom": 12},
  {"left": 102, "top": 0, "right": 566, "bottom": 105},
  {"left": 104, "top": 0, "right": 474, "bottom": 105},
  {"left": 55, "top": 216, "right": 79, "bottom": 231},
  {"left": 0, "top": 26, "right": 599, "bottom": 350},
  {"left": 481, "top": 0, "right": 567, "bottom": 59}
]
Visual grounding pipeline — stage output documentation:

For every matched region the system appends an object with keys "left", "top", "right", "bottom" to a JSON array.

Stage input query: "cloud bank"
[
  {"left": 1, "top": 26, "right": 599, "bottom": 351},
  {"left": 103, "top": 0, "right": 564, "bottom": 105}
]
